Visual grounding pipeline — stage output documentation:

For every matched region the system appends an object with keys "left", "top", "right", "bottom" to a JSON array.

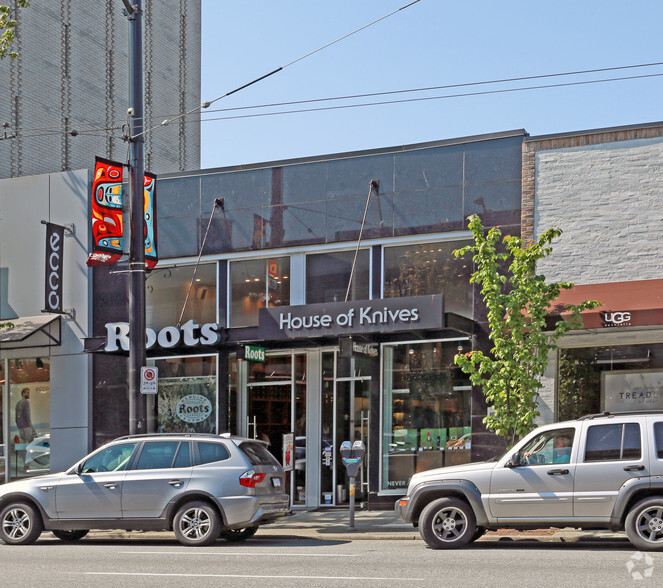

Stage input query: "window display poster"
[
  {"left": 391, "top": 428, "right": 419, "bottom": 451},
  {"left": 157, "top": 377, "right": 217, "bottom": 433},
  {"left": 603, "top": 370, "right": 663, "bottom": 412},
  {"left": 420, "top": 428, "right": 446, "bottom": 450}
]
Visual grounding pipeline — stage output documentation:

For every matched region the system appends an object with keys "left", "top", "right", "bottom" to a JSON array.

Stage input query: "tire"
[
  {"left": 625, "top": 497, "right": 663, "bottom": 551},
  {"left": 472, "top": 527, "right": 487, "bottom": 541},
  {"left": 173, "top": 501, "right": 221, "bottom": 546},
  {"left": 418, "top": 497, "right": 477, "bottom": 549},
  {"left": 0, "top": 502, "right": 44, "bottom": 545},
  {"left": 220, "top": 526, "right": 259, "bottom": 542},
  {"left": 52, "top": 529, "right": 89, "bottom": 542}
]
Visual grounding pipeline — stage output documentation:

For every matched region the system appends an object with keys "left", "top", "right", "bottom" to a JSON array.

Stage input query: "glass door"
[
  {"left": 320, "top": 352, "right": 371, "bottom": 506},
  {"left": 246, "top": 353, "right": 306, "bottom": 506}
]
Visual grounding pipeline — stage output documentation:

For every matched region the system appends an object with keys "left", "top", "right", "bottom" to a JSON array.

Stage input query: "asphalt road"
[{"left": 1, "top": 535, "right": 661, "bottom": 587}]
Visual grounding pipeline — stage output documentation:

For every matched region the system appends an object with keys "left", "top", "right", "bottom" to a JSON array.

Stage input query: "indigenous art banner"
[
  {"left": 87, "top": 157, "right": 123, "bottom": 266},
  {"left": 86, "top": 157, "right": 158, "bottom": 268},
  {"left": 144, "top": 172, "right": 158, "bottom": 270}
]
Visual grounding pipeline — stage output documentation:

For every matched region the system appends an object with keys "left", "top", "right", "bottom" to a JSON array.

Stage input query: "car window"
[
  {"left": 585, "top": 423, "right": 641, "bottom": 462},
  {"left": 173, "top": 442, "right": 191, "bottom": 467},
  {"left": 519, "top": 428, "right": 575, "bottom": 466},
  {"left": 135, "top": 441, "right": 179, "bottom": 470},
  {"left": 654, "top": 422, "right": 663, "bottom": 459},
  {"left": 240, "top": 441, "right": 280, "bottom": 466},
  {"left": 81, "top": 442, "right": 138, "bottom": 473},
  {"left": 197, "top": 442, "right": 230, "bottom": 465}
]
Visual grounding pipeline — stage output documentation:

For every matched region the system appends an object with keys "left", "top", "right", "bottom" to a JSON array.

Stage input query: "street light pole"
[{"left": 126, "top": 0, "right": 146, "bottom": 435}]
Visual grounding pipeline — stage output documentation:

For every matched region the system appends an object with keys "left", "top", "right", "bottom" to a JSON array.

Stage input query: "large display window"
[
  {"left": 146, "top": 264, "right": 217, "bottom": 330},
  {"left": 5, "top": 358, "right": 50, "bottom": 481},
  {"left": 381, "top": 341, "right": 471, "bottom": 492},
  {"left": 229, "top": 257, "right": 290, "bottom": 327},
  {"left": 306, "top": 250, "right": 370, "bottom": 303},
  {"left": 149, "top": 355, "right": 217, "bottom": 434},
  {"left": 383, "top": 240, "right": 473, "bottom": 314},
  {"left": 558, "top": 343, "right": 663, "bottom": 420}
]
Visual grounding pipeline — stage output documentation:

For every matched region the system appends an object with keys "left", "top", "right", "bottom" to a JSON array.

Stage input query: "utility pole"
[{"left": 124, "top": 0, "right": 146, "bottom": 435}]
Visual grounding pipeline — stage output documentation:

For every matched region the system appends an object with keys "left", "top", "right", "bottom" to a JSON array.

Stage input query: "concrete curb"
[{"left": 76, "top": 528, "right": 630, "bottom": 544}]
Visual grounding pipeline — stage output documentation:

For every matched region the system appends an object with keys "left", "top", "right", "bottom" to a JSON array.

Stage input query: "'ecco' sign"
[
  {"left": 105, "top": 320, "right": 220, "bottom": 351},
  {"left": 44, "top": 223, "right": 65, "bottom": 313}
]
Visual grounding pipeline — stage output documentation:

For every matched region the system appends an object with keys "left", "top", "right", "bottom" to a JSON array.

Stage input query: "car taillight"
[{"left": 239, "top": 470, "right": 266, "bottom": 488}]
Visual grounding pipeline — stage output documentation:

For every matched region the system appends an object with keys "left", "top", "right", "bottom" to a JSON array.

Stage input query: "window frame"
[{"left": 583, "top": 422, "right": 642, "bottom": 463}]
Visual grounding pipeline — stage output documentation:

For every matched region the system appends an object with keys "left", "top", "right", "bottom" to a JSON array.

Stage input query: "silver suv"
[
  {"left": 0, "top": 433, "right": 289, "bottom": 546},
  {"left": 396, "top": 411, "right": 663, "bottom": 551}
]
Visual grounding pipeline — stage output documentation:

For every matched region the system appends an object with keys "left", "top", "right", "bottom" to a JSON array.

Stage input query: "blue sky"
[{"left": 200, "top": 1, "right": 663, "bottom": 170}]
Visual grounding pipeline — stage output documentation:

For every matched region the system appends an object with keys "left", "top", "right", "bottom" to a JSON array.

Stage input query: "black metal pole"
[{"left": 127, "top": 0, "right": 146, "bottom": 434}]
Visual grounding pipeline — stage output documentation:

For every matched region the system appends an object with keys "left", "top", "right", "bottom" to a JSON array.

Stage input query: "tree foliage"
[
  {"left": 453, "top": 214, "right": 599, "bottom": 447},
  {"left": 1, "top": 1, "right": 29, "bottom": 60}
]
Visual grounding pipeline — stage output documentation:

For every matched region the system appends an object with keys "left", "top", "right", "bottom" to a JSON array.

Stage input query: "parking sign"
[{"left": 141, "top": 366, "right": 158, "bottom": 394}]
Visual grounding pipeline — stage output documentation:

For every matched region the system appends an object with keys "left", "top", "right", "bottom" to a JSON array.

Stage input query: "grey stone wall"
[
  {"left": 533, "top": 137, "right": 663, "bottom": 284},
  {"left": 0, "top": 0, "right": 200, "bottom": 179}
]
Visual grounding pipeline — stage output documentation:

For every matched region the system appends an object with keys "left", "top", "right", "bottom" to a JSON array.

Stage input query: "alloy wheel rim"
[
  {"left": 3, "top": 508, "right": 31, "bottom": 540},
  {"left": 432, "top": 507, "right": 468, "bottom": 542},
  {"left": 636, "top": 506, "right": 663, "bottom": 544},
  {"left": 179, "top": 507, "right": 212, "bottom": 540}
]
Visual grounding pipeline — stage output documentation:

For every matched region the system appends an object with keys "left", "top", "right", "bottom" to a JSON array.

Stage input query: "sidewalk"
[
  {"left": 255, "top": 508, "right": 629, "bottom": 543},
  {"left": 86, "top": 508, "right": 629, "bottom": 544}
]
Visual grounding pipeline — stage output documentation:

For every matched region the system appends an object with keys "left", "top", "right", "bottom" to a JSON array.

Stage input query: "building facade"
[
  {"left": 2, "top": 129, "right": 525, "bottom": 507},
  {"left": 0, "top": 0, "right": 201, "bottom": 179},
  {"left": 522, "top": 122, "right": 663, "bottom": 425}
]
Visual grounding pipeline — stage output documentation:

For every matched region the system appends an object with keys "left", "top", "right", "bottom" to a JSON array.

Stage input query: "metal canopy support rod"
[{"left": 126, "top": 0, "right": 146, "bottom": 435}]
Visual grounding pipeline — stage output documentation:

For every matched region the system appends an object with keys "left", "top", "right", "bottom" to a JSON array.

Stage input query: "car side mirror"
[
  {"left": 506, "top": 452, "right": 520, "bottom": 468},
  {"left": 75, "top": 462, "right": 84, "bottom": 475}
]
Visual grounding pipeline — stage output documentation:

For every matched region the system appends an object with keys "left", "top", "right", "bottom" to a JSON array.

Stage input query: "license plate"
[{"left": 272, "top": 477, "right": 281, "bottom": 488}]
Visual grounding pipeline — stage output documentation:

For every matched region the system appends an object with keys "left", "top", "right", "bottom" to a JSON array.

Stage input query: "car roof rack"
[
  {"left": 578, "top": 410, "right": 663, "bottom": 421},
  {"left": 113, "top": 432, "right": 229, "bottom": 441}
]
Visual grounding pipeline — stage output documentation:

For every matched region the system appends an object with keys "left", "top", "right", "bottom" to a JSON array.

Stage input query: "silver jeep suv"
[
  {"left": 396, "top": 411, "right": 663, "bottom": 551},
  {"left": 0, "top": 433, "right": 289, "bottom": 546}
]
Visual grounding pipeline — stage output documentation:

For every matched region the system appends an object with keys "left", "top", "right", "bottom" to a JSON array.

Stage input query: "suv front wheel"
[
  {"left": 173, "top": 501, "right": 221, "bottom": 546},
  {"left": 419, "top": 497, "right": 477, "bottom": 549},
  {"left": 625, "top": 497, "right": 663, "bottom": 551},
  {"left": 0, "top": 502, "right": 44, "bottom": 545}
]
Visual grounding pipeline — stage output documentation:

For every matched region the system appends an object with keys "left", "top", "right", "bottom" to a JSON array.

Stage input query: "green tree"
[
  {"left": 1, "top": 1, "right": 29, "bottom": 60},
  {"left": 453, "top": 214, "right": 599, "bottom": 447}
]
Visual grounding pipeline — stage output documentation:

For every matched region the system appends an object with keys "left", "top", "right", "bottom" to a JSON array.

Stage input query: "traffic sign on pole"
[{"left": 140, "top": 366, "right": 158, "bottom": 394}]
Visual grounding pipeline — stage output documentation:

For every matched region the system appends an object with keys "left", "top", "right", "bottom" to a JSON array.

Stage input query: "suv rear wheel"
[
  {"left": 52, "top": 529, "right": 89, "bottom": 542},
  {"left": 625, "top": 497, "right": 663, "bottom": 551},
  {"left": 0, "top": 502, "right": 44, "bottom": 545},
  {"left": 173, "top": 501, "right": 221, "bottom": 546},
  {"left": 220, "top": 526, "right": 259, "bottom": 542},
  {"left": 419, "top": 497, "right": 477, "bottom": 549}
]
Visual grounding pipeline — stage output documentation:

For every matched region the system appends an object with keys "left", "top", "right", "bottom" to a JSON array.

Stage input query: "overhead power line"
[
  {"left": 195, "top": 71, "right": 663, "bottom": 124},
  {"left": 131, "top": 0, "right": 422, "bottom": 141},
  {"left": 3, "top": 61, "right": 663, "bottom": 141}
]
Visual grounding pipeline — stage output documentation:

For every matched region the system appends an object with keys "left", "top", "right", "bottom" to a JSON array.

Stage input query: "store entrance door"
[
  {"left": 320, "top": 352, "right": 370, "bottom": 506},
  {"left": 245, "top": 353, "right": 307, "bottom": 506}
]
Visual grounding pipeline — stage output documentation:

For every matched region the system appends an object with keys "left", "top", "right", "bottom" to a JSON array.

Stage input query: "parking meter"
[{"left": 340, "top": 440, "right": 366, "bottom": 529}]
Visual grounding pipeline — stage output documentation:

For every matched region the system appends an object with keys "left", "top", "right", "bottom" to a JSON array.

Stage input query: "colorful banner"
[
  {"left": 144, "top": 172, "right": 158, "bottom": 270},
  {"left": 86, "top": 157, "right": 124, "bottom": 266},
  {"left": 86, "top": 157, "right": 158, "bottom": 268}
]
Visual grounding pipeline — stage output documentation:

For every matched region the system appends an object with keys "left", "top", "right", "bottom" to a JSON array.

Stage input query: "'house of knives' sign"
[{"left": 259, "top": 295, "right": 444, "bottom": 340}]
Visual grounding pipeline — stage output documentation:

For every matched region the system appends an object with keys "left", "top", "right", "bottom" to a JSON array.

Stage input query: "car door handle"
[
  {"left": 547, "top": 469, "right": 569, "bottom": 475},
  {"left": 623, "top": 465, "right": 645, "bottom": 472},
  {"left": 104, "top": 482, "right": 118, "bottom": 489},
  {"left": 168, "top": 480, "right": 184, "bottom": 487}
]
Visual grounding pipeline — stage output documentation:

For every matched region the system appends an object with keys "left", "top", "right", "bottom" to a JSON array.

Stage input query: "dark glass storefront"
[{"left": 89, "top": 132, "right": 524, "bottom": 506}]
